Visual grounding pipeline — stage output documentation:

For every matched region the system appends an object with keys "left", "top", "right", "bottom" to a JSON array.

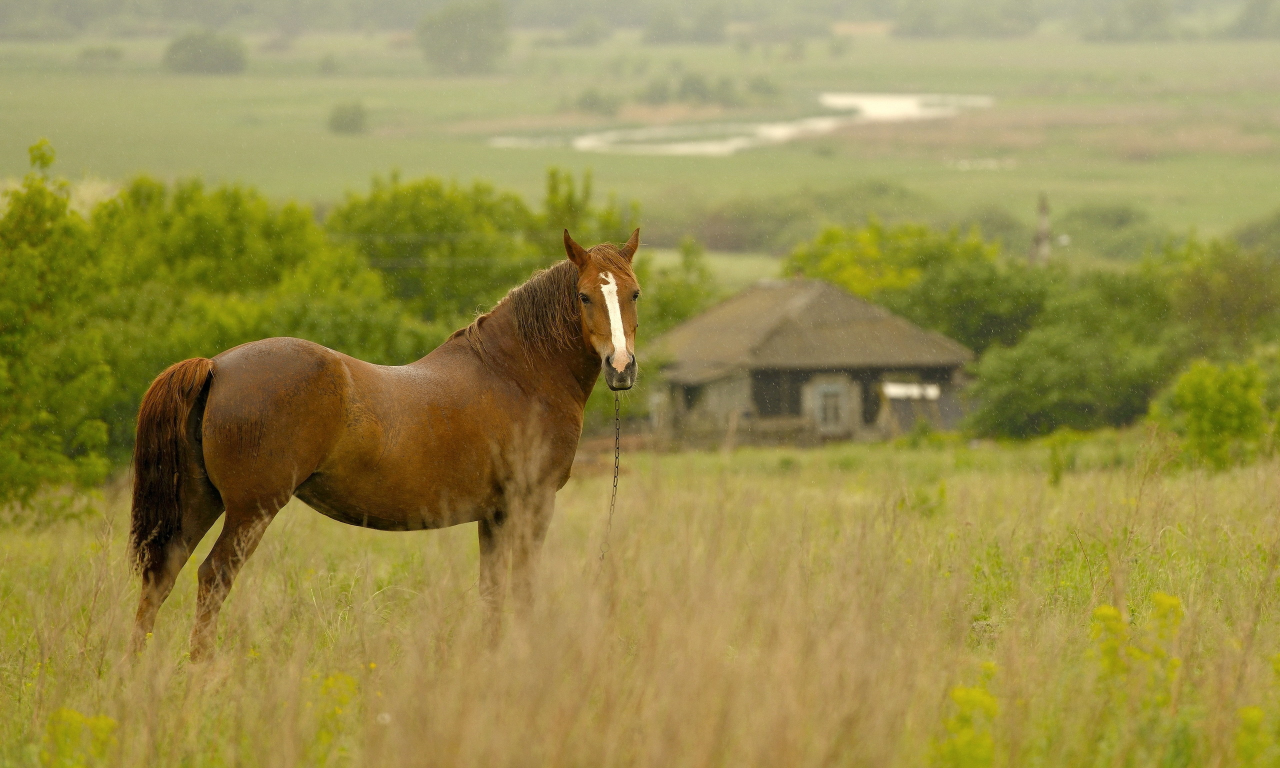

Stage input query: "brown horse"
[{"left": 129, "top": 230, "right": 641, "bottom": 660}]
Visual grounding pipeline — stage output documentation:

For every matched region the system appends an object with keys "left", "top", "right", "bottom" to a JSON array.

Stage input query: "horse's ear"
[
  {"left": 618, "top": 228, "right": 640, "bottom": 263},
  {"left": 564, "top": 229, "right": 590, "bottom": 269}
]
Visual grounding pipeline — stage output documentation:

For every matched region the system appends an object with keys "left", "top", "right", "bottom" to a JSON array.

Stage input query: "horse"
[{"left": 129, "top": 230, "right": 642, "bottom": 660}]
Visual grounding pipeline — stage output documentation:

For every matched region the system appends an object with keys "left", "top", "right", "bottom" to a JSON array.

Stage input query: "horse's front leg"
[
  {"left": 477, "top": 490, "right": 555, "bottom": 641},
  {"left": 510, "top": 490, "right": 555, "bottom": 615},
  {"left": 477, "top": 515, "right": 511, "bottom": 643}
]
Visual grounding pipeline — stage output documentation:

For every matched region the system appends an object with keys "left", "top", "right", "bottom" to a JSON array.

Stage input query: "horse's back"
[{"left": 201, "top": 338, "right": 352, "bottom": 505}]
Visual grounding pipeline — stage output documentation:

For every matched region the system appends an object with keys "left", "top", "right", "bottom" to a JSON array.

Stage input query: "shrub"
[
  {"left": 0, "top": 142, "right": 111, "bottom": 504},
  {"left": 162, "top": 30, "right": 247, "bottom": 75},
  {"left": 574, "top": 88, "right": 621, "bottom": 116},
  {"left": 328, "top": 102, "right": 367, "bottom": 134},
  {"left": 416, "top": 0, "right": 509, "bottom": 75},
  {"left": 326, "top": 173, "right": 543, "bottom": 321},
  {"left": 1152, "top": 360, "right": 1268, "bottom": 470},
  {"left": 966, "top": 271, "right": 1177, "bottom": 438}
]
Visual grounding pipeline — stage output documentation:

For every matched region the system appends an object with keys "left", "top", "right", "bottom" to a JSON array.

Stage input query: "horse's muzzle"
[{"left": 604, "top": 355, "right": 637, "bottom": 391}]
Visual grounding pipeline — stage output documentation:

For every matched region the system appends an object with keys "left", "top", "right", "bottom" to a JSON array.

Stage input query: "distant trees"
[
  {"left": 1230, "top": 0, "right": 1280, "bottom": 38},
  {"left": 895, "top": 0, "right": 1041, "bottom": 38},
  {"left": 1079, "top": 0, "right": 1175, "bottom": 40},
  {"left": 416, "top": 0, "right": 509, "bottom": 75},
  {"left": 162, "top": 30, "right": 247, "bottom": 74},
  {"left": 642, "top": 5, "right": 727, "bottom": 44}
]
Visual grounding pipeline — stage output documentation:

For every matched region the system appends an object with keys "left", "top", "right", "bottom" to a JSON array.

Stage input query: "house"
[{"left": 647, "top": 279, "right": 974, "bottom": 445}]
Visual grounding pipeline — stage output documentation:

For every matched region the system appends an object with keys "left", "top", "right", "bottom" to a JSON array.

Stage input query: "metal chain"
[{"left": 598, "top": 392, "right": 621, "bottom": 569}]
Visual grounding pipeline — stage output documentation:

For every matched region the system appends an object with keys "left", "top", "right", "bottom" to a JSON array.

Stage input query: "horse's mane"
[{"left": 463, "top": 247, "right": 631, "bottom": 361}]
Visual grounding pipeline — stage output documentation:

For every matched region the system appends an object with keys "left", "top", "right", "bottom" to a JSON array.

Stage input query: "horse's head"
[{"left": 564, "top": 228, "right": 641, "bottom": 391}]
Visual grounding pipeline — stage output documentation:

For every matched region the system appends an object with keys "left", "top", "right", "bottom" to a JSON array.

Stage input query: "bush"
[
  {"left": 574, "top": 88, "right": 621, "bottom": 116},
  {"left": 1160, "top": 237, "right": 1280, "bottom": 355},
  {"left": 328, "top": 102, "right": 367, "bottom": 134},
  {"left": 0, "top": 143, "right": 111, "bottom": 504},
  {"left": 1152, "top": 360, "right": 1268, "bottom": 470},
  {"left": 162, "top": 30, "right": 247, "bottom": 74},
  {"left": 326, "top": 173, "right": 543, "bottom": 321},
  {"left": 1055, "top": 203, "right": 1173, "bottom": 260},
  {"left": 966, "top": 270, "right": 1180, "bottom": 438},
  {"left": 416, "top": 0, "right": 509, "bottom": 75}
]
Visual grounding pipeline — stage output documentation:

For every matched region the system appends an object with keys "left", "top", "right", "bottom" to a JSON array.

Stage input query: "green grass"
[
  {"left": 7, "top": 435, "right": 1280, "bottom": 764},
  {"left": 2, "top": 31, "right": 1280, "bottom": 238}
]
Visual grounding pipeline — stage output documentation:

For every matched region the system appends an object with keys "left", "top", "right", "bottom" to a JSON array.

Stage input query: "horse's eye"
[
  {"left": 579, "top": 293, "right": 591, "bottom": 304},
  {"left": 632, "top": 291, "right": 641, "bottom": 301}
]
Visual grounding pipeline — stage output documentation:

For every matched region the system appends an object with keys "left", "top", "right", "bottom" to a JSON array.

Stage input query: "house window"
[
  {"left": 682, "top": 385, "right": 703, "bottom": 410},
  {"left": 820, "top": 391, "right": 842, "bottom": 427},
  {"left": 752, "top": 370, "right": 802, "bottom": 417}
]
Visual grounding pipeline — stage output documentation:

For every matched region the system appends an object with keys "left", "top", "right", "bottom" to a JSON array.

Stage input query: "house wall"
[{"left": 658, "top": 366, "right": 967, "bottom": 447}]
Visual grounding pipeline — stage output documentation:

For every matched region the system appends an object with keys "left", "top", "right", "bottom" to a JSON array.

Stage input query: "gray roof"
[{"left": 649, "top": 279, "right": 974, "bottom": 385}]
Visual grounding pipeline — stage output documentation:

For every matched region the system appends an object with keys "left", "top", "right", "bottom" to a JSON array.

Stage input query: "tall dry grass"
[{"left": 5, "top": 441, "right": 1280, "bottom": 766}]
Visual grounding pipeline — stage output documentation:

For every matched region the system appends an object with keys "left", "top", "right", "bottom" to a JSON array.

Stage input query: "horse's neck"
[{"left": 468, "top": 307, "right": 600, "bottom": 409}]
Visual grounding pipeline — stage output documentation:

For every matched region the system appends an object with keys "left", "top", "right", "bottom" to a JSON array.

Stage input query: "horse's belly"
[{"left": 294, "top": 471, "right": 492, "bottom": 532}]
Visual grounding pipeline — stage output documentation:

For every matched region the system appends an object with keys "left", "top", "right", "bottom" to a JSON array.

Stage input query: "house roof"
[{"left": 648, "top": 279, "right": 974, "bottom": 385}]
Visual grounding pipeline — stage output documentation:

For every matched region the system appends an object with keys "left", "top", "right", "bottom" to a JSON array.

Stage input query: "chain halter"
[{"left": 597, "top": 392, "right": 621, "bottom": 574}]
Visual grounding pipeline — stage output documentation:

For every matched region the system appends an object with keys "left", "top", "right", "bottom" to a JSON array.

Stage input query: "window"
[
  {"left": 820, "top": 391, "right": 842, "bottom": 427},
  {"left": 682, "top": 385, "right": 703, "bottom": 410},
  {"left": 752, "top": 370, "right": 802, "bottom": 417}
]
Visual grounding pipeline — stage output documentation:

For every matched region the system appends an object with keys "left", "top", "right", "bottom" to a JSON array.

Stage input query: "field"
[
  {"left": 3, "top": 31, "right": 1280, "bottom": 239},
  {"left": 7, "top": 436, "right": 1280, "bottom": 765}
]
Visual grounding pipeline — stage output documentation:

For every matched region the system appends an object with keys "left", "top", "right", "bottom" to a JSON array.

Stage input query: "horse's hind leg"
[
  {"left": 189, "top": 497, "right": 284, "bottom": 662},
  {"left": 131, "top": 468, "right": 224, "bottom": 654}
]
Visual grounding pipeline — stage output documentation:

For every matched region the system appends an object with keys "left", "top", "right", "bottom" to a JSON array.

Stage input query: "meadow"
[
  {"left": 2, "top": 31, "right": 1280, "bottom": 239},
  {"left": 7, "top": 435, "right": 1280, "bottom": 766}
]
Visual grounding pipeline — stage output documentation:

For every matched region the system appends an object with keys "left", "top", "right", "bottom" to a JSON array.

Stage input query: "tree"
[
  {"left": 966, "top": 270, "right": 1179, "bottom": 438},
  {"left": 326, "top": 172, "right": 543, "bottom": 321},
  {"left": 882, "top": 256, "right": 1048, "bottom": 355},
  {"left": 1160, "top": 238, "right": 1280, "bottom": 355},
  {"left": 785, "top": 220, "right": 1045, "bottom": 353},
  {"left": 1151, "top": 360, "right": 1267, "bottom": 470},
  {"left": 416, "top": 0, "right": 509, "bottom": 75},
  {"left": 0, "top": 142, "right": 111, "bottom": 504},
  {"left": 162, "top": 30, "right": 247, "bottom": 74}
]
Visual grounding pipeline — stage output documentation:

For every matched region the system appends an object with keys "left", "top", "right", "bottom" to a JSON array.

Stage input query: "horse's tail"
[{"left": 130, "top": 358, "right": 215, "bottom": 576}]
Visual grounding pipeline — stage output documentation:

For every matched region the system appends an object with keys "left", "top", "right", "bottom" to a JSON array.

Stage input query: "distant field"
[
  {"left": 2, "top": 31, "right": 1280, "bottom": 239},
  {"left": 644, "top": 248, "right": 781, "bottom": 290}
]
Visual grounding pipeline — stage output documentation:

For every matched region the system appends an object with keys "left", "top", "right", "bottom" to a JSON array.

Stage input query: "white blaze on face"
[{"left": 599, "top": 272, "right": 629, "bottom": 372}]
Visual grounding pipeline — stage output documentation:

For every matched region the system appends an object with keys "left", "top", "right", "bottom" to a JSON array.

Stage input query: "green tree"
[
  {"left": 162, "top": 30, "right": 247, "bottom": 74},
  {"left": 966, "top": 270, "right": 1178, "bottom": 438},
  {"left": 416, "top": 0, "right": 509, "bottom": 75},
  {"left": 326, "top": 172, "right": 543, "bottom": 321},
  {"left": 0, "top": 143, "right": 111, "bottom": 504},
  {"left": 1152, "top": 360, "right": 1267, "bottom": 470},
  {"left": 1160, "top": 237, "right": 1280, "bottom": 355},
  {"left": 786, "top": 220, "right": 1044, "bottom": 353},
  {"left": 883, "top": 256, "right": 1048, "bottom": 355}
]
